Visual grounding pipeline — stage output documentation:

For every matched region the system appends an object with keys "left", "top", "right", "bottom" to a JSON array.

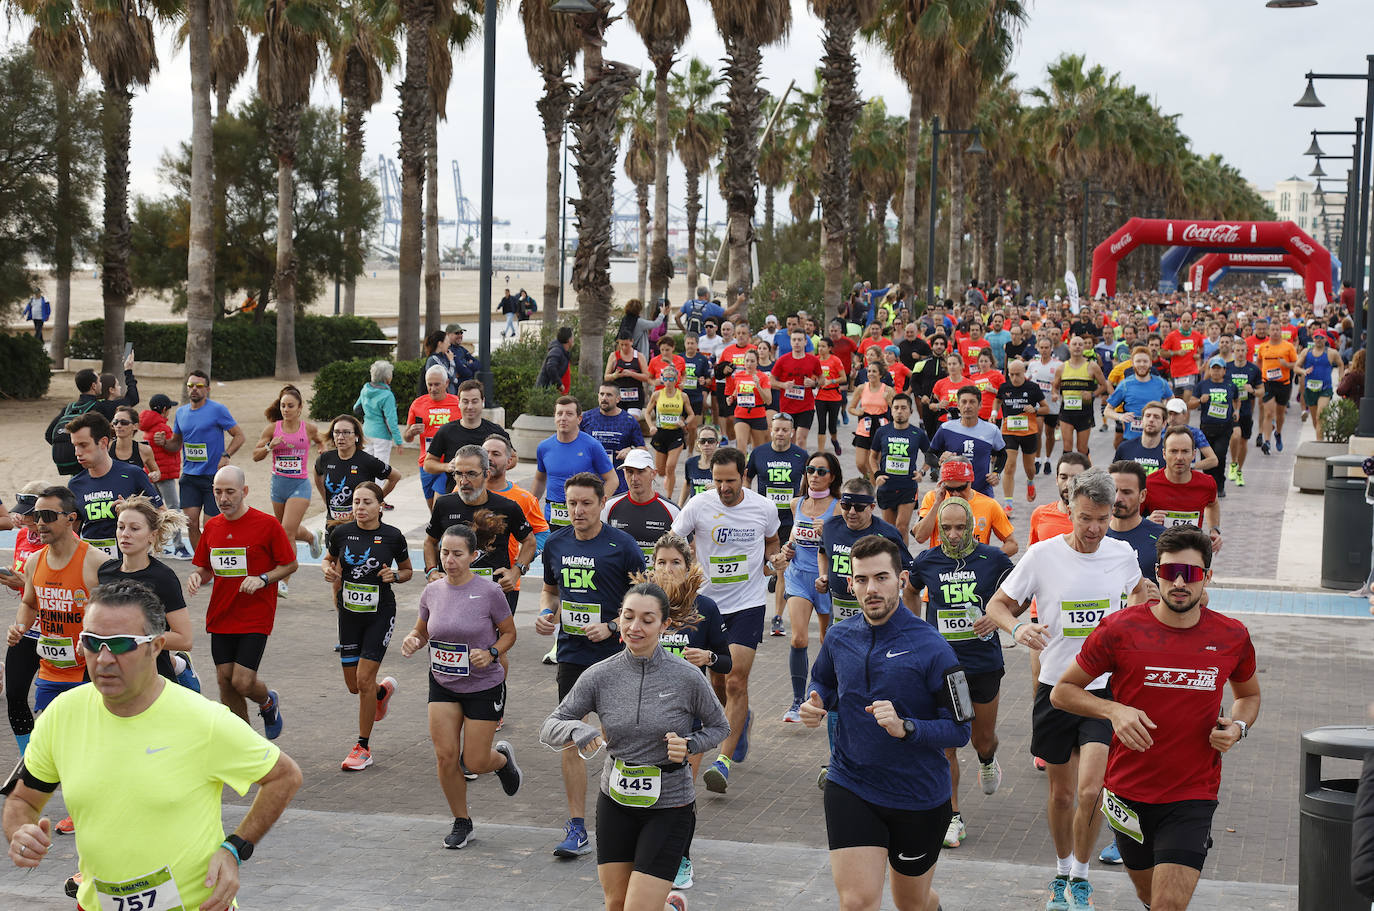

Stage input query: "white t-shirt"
[
  {"left": 998, "top": 534, "right": 1141, "bottom": 689},
  {"left": 1027, "top": 357, "right": 1063, "bottom": 415},
  {"left": 698, "top": 334, "right": 726, "bottom": 360},
  {"left": 672, "top": 488, "right": 781, "bottom": 614}
]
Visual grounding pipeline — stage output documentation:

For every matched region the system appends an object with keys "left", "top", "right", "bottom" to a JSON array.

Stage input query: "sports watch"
[
  {"left": 487, "top": 646, "right": 500, "bottom": 660},
  {"left": 223, "top": 834, "right": 254, "bottom": 863}
]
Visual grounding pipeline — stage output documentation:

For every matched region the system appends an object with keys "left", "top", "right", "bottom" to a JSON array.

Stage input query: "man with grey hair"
[
  {"left": 423, "top": 444, "right": 533, "bottom": 615},
  {"left": 187, "top": 466, "right": 297, "bottom": 739},
  {"left": 985, "top": 466, "right": 1151, "bottom": 911},
  {"left": 404, "top": 366, "right": 463, "bottom": 508}
]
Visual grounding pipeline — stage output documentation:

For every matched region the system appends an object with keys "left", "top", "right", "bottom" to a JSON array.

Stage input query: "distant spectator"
[
  {"left": 500, "top": 289, "right": 519, "bottom": 338},
  {"left": 44, "top": 349, "right": 139, "bottom": 475},
  {"left": 447, "top": 324, "right": 479, "bottom": 381},
  {"left": 536, "top": 326, "right": 574, "bottom": 393},
  {"left": 517, "top": 289, "right": 537, "bottom": 321},
  {"left": 619, "top": 299, "right": 659, "bottom": 359},
  {"left": 423, "top": 329, "right": 458, "bottom": 395},
  {"left": 22, "top": 294, "right": 49, "bottom": 342},
  {"left": 1339, "top": 348, "right": 1365, "bottom": 402},
  {"left": 138, "top": 394, "right": 189, "bottom": 557},
  {"left": 677, "top": 285, "right": 724, "bottom": 336},
  {"left": 354, "top": 360, "right": 403, "bottom": 465}
]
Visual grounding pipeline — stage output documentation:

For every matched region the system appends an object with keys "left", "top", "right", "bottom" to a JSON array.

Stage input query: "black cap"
[
  {"left": 149, "top": 393, "right": 174, "bottom": 410},
  {"left": 12, "top": 494, "right": 37, "bottom": 516}
]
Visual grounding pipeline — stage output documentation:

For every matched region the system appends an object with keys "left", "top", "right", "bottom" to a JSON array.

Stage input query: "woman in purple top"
[{"left": 402, "top": 524, "right": 521, "bottom": 849}]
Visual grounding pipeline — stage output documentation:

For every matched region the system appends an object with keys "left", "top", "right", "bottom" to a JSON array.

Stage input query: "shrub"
[
  {"left": 1323, "top": 396, "right": 1359, "bottom": 444},
  {"left": 69, "top": 314, "right": 384, "bottom": 380},
  {"left": 751, "top": 259, "right": 825, "bottom": 329},
  {"left": 309, "top": 357, "right": 425, "bottom": 426},
  {"left": 0, "top": 332, "right": 52, "bottom": 398}
]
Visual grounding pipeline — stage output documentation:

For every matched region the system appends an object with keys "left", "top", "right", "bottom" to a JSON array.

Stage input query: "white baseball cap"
[
  {"left": 1165, "top": 397, "right": 1188, "bottom": 414},
  {"left": 622, "top": 449, "right": 655, "bottom": 470}
]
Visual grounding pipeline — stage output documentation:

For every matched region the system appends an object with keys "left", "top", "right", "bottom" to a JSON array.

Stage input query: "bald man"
[{"left": 186, "top": 466, "right": 297, "bottom": 738}]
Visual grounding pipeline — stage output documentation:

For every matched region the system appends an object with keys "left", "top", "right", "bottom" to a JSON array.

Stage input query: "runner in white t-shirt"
[
  {"left": 672, "top": 446, "right": 780, "bottom": 795},
  {"left": 986, "top": 467, "right": 1148, "bottom": 911},
  {"left": 1027, "top": 337, "right": 1063, "bottom": 477}
]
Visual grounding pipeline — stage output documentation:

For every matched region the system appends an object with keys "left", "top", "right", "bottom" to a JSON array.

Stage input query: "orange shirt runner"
[
  {"left": 34, "top": 541, "right": 95, "bottom": 684},
  {"left": 1255, "top": 340, "right": 1298, "bottom": 384},
  {"left": 406, "top": 393, "right": 462, "bottom": 467}
]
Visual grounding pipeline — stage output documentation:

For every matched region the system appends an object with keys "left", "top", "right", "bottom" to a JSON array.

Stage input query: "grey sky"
[{"left": 5, "top": 0, "right": 1370, "bottom": 239}]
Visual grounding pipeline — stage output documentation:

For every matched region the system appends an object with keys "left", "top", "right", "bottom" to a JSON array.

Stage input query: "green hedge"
[
  {"left": 309, "top": 357, "right": 425, "bottom": 425},
  {"left": 68, "top": 314, "right": 384, "bottom": 380},
  {"left": 0, "top": 333, "right": 52, "bottom": 398}
]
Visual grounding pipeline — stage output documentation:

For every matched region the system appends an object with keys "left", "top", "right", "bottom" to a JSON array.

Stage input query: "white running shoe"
[
  {"left": 943, "top": 813, "right": 966, "bottom": 848},
  {"left": 979, "top": 756, "right": 1003, "bottom": 795}
]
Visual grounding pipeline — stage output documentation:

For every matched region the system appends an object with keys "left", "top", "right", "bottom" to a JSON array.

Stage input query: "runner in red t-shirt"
[
  {"left": 1161, "top": 313, "right": 1203, "bottom": 394},
  {"left": 726, "top": 349, "right": 772, "bottom": 451},
  {"left": 187, "top": 465, "right": 298, "bottom": 738},
  {"left": 1143, "top": 426, "right": 1221, "bottom": 552},
  {"left": 1052, "top": 524, "right": 1258, "bottom": 911},
  {"left": 931, "top": 351, "right": 973, "bottom": 423},
  {"left": 647, "top": 336, "right": 686, "bottom": 389},
  {"left": 771, "top": 329, "right": 822, "bottom": 447},
  {"left": 404, "top": 375, "right": 462, "bottom": 507},
  {"left": 969, "top": 350, "right": 1005, "bottom": 422}
]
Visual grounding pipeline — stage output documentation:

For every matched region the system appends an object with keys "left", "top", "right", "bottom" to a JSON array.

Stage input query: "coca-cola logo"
[
  {"left": 1180, "top": 223, "right": 1242, "bottom": 244},
  {"left": 1290, "top": 236, "right": 1314, "bottom": 256},
  {"left": 1109, "top": 233, "right": 1133, "bottom": 255}
]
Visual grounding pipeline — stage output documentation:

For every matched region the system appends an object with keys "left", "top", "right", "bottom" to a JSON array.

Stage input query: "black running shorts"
[
  {"left": 1031, "top": 681, "right": 1112, "bottom": 765},
  {"left": 824, "top": 781, "right": 949, "bottom": 878},
  {"left": 595, "top": 792, "right": 696, "bottom": 882},
  {"left": 210, "top": 632, "right": 269, "bottom": 671},
  {"left": 1111, "top": 796, "right": 1217, "bottom": 872},
  {"left": 337, "top": 603, "right": 396, "bottom": 665}
]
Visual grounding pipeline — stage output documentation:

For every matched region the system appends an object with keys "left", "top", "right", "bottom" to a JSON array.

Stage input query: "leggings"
[
  {"left": 816, "top": 400, "right": 843, "bottom": 437},
  {"left": 5, "top": 637, "right": 39, "bottom": 738}
]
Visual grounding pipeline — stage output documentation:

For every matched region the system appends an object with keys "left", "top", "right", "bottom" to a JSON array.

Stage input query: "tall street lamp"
[
  {"left": 926, "top": 115, "right": 984, "bottom": 309},
  {"left": 474, "top": 0, "right": 499, "bottom": 402},
  {"left": 1079, "top": 181, "right": 1119, "bottom": 287},
  {"left": 1295, "top": 57, "right": 1374, "bottom": 435}
]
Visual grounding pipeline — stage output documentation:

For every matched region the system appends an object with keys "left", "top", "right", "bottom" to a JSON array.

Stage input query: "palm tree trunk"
[
  {"left": 397, "top": 0, "right": 433, "bottom": 360},
  {"left": 875, "top": 196, "right": 889, "bottom": 279},
  {"left": 272, "top": 104, "right": 302, "bottom": 380},
  {"left": 99, "top": 80, "right": 134, "bottom": 374},
  {"left": 994, "top": 201, "right": 1005, "bottom": 278},
  {"left": 635, "top": 181, "right": 649, "bottom": 303},
  {"left": 818, "top": 4, "right": 860, "bottom": 322},
  {"left": 648, "top": 58, "right": 672, "bottom": 313},
  {"left": 538, "top": 71, "right": 572, "bottom": 330},
  {"left": 764, "top": 185, "right": 774, "bottom": 240},
  {"left": 684, "top": 168, "right": 701, "bottom": 291},
  {"left": 50, "top": 83, "right": 75, "bottom": 365},
  {"left": 424, "top": 108, "right": 441, "bottom": 334},
  {"left": 944, "top": 150, "right": 964, "bottom": 297},
  {"left": 185, "top": 0, "right": 216, "bottom": 378},
  {"left": 1032, "top": 199, "right": 1045, "bottom": 289},
  {"left": 341, "top": 58, "right": 369, "bottom": 317},
  {"left": 721, "top": 37, "right": 763, "bottom": 295},
  {"left": 898, "top": 95, "right": 921, "bottom": 300}
]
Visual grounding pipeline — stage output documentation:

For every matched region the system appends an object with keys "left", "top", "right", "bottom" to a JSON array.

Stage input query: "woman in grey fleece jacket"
[{"left": 541, "top": 582, "right": 728, "bottom": 911}]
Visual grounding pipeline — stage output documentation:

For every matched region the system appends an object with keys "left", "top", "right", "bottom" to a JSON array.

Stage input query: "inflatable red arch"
[
  {"left": 1187, "top": 252, "right": 1304, "bottom": 295},
  {"left": 1090, "top": 218, "right": 1333, "bottom": 304}
]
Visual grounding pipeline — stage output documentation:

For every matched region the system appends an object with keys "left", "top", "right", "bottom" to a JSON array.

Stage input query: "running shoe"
[
  {"left": 816, "top": 765, "right": 828, "bottom": 790},
  {"left": 767, "top": 576, "right": 777, "bottom": 594},
  {"left": 1218, "top": 488, "right": 1226, "bottom": 498},
  {"left": 259, "top": 690, "right": 283, "bottom": 740},
  {"left": 496, "top": 716, "right": 504, "bottom": 732},
  {"left": 173, "top": 545, "right": 193, "bottom": 561},
  {"left": 1027, "top": 481, "right": 1036, "bottom": 502},
  {"left": 1275, "top": 432, "right": 1284, "bottom": 452},
  {"left": 1235, "top": 468, "right": 1245, "bottom": 487},
  {"left": 702, "top": 756, "right": 731, "bottom": 793},
  {"left": 1226, "top": 461, "right": 1237, "bottom": 481},
  {"left": 308, "top": 534, "right": 323, "bottom": 560},
  {"left": 1033, "top": 756, "right": 1047, "bottom": 772},
  {"left": 674, "top": 857, "right": 694, "bottom": 890},
  {"left": 1067, "top": 877, "right": 1094, "bottom": 909},
  {"left": 731, "top": 709, "right": 753, "bottom": 762},
  {"left": 375, "top": 676, "right": 397, "bottom": 722},
  {"left": 666, "top": 891, "right": 689, "bottom": 911},
  {"left": 494, "top": 741, "right": 522, "bottom": 796},
  {"left": 1043, "top": 461, "right": 1052, "bottom": 475},
  {"left": 834, "top": 441, "right": 842, "bottom": 455},
  {"left": 542, "top": 645, "right": 557, "bottom": 666},
  {"left": 1045, "top": 875, "right": 1070, "bottom": 911},
  {"left": 1255, "top": 434, "right": 1264, "bottom": 448},
  {"left": 943, "top": 813, "right": 965, "bottom": 848},
  {"left": 1098, "top": 841, "right": 1122, "bottom": 864},
  {"left": 979, "top": 757, "right": 1003, "bottom": 795},
  {"left": 64, "top": 872, "right": 81, "bottom": 898},
  {"left": 444, "top": 817, "right": 473, "bottom": 849},
  {"left": 174, "top": 652, "right": 201, "bottom": 693},
  {"left": 553, "top": 818, "right": 591, "bottom": 857},
  {"left": 1260, "top": 438, "right": 1272, "bottom": 455},
  {"left": 341, "top": 743, "right": 373, "bottom": 771},
  {"left": 56, "top": 815, "right": 74, "bottom": 835},
  {"left": 770, "top": 615, "right": 785, "bottom": 637},
  {"left": 460, "top": 761, "right": 478, "bottom": 781},
  {"left": 1003, "top": 499, "right": 1014, "bottom": 516},
  {"left": 782, "top": 700, "right": 802, "bottom": 724},
  {"left": 278, "top": 581, "right": 289, "bottom": 598}
]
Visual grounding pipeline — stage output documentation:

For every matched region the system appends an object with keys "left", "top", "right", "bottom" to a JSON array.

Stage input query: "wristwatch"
[
  {"left": 224, "top": 834, "right": 254, "bottom": 862},
  {"left": 487, "top": 646, "right": 500, "bottom": 660},
  {"left": 606, "top": 619, "right": 619, "bottom": 635},
  {"left": 1234, "top": 719, "right": 1248, "bottom": 739},
  {"left": 901, "top": 719, "right": 916, "bottom": 741},
  {"left": 706, "top": 651, "right": 718, "bottom": 667},
  {"left": 257, "top": 573, "right": 270, "bottom": 586},
  {"left": 514, "top": 561, "right": 529, "bottom": 576}
]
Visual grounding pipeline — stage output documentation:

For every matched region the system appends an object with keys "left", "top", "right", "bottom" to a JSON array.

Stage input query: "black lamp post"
[
  {"left": 1295, "top": 57, "right": 1374, "bottom": 434},
  {"left": 470, "top": 0, "right": 499, "bottom": 402},
  {"left": 1079, "top": 181, "right": 1119, "bottom": 290},
  {"left": 925, "top": 115, "right": 984, "bottom": 310}
]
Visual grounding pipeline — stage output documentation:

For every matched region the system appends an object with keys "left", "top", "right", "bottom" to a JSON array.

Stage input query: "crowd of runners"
[{"left": 16, "top": 279, "right": 1359, "bottom": 910}]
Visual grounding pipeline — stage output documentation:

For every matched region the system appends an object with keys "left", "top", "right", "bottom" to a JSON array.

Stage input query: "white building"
[{"left": 1254, "top": 176, "right": 1346, "bottom": 245}]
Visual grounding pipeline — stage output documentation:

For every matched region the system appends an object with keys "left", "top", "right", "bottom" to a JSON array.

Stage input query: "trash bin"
[
  {"left": 1321, "top": 455, "right": 1372, "bottom": 590},
  {"left": 1299, "top": 725, "right": 1374, "bottom": 911}
]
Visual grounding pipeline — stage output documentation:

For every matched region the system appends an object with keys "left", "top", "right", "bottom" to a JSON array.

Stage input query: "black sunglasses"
[
  {"left": 111, "top": 419, "right": 134, "bottom": 426},
  {"left": 33, "top": 509, "right": 70, "bottom": 523},
  {"left": 805, "top": 465, "right": 831, "bottom": 475},
  {"left": 839, "top": 501, "right": 873, "bottom": 512}
]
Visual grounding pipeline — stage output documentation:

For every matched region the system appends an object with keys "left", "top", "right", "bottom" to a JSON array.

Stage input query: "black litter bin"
[
  {"left": 1321, "top": 455, "right": 1372, "bottom": 590},
  {"left": 1299, "top": 725, "right": 1374, "bottom": 911}
]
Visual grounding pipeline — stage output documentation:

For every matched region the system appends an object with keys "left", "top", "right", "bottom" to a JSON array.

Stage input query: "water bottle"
[{"left": 967, "top": 602, "right": 995, "bottom": 642}]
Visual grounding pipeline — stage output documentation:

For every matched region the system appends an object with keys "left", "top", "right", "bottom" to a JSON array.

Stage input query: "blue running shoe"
[
  {"left": 174, "top": 652, "right": 201, "bottom": 693},
  {"left": 259, "top": 690, "right": 283, "bottom": 740},
  {"left": 1098, "top": 841, "right": 1122, "bottom": 864},
  {"left": 702, "top": 756, "right": 731, "bottom": 793},
  {"left": 1067, "top": 877, "right": 1094, "bottom": 909},
  {"left": 1275, "top": 432, "right": 1284, "bottom": 452},
  {"left": 553, "top": 818, "right": 591, "bottom": 857},
  {"left": 1045, "top": 875, "right": 1069, "bottom": 911},
  {"left": 673, "top": 857, "right": 694, "bottom": 890},
  {"left": 731, "top": 709, "right": 753, "bottom": 763}
]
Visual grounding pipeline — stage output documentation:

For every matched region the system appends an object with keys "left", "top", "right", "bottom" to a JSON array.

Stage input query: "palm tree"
[
  {"left": 627, "top": 0, "right": 689, "bottom": 314},
  {"left": 395, "top": 0, "right": 435, "bottom": 358},
  {"left": 617, "top": 76, "right": 656, "bottom": 304},
  {"left": 328, "top": 0, "right": 399, "bottom": 315},
  {"left": 25, "top": 21, "right": 86, "bottom": 365},
  {"left": 755, "top": 91, "right": 791, "bottom": 241},
  {"left": 240, "top": 0, "right": 331, "bottom": 379},
  {"left": 519, "top": 0, "right": 580, "bottom": 329},
  {"left": 182, "top": 0, "right": 218, "bottom": 378},
  {"left": 851, "top": 98, "right": 905, "bottom": 278},
  {"left": 565, "top": 1, "right": 639, "bottom": 382},
  {"left": 809, "top": 0, "right": 879, "bottom": 319},
  {"left": 670, "top": 57, "right": 723, "bottom": 291},
  {"left": 210, "top": 0, "right": 249, "bottom": 119},
  {"left": 708, "top": 0, "right": 790, "bottom": 295}
]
